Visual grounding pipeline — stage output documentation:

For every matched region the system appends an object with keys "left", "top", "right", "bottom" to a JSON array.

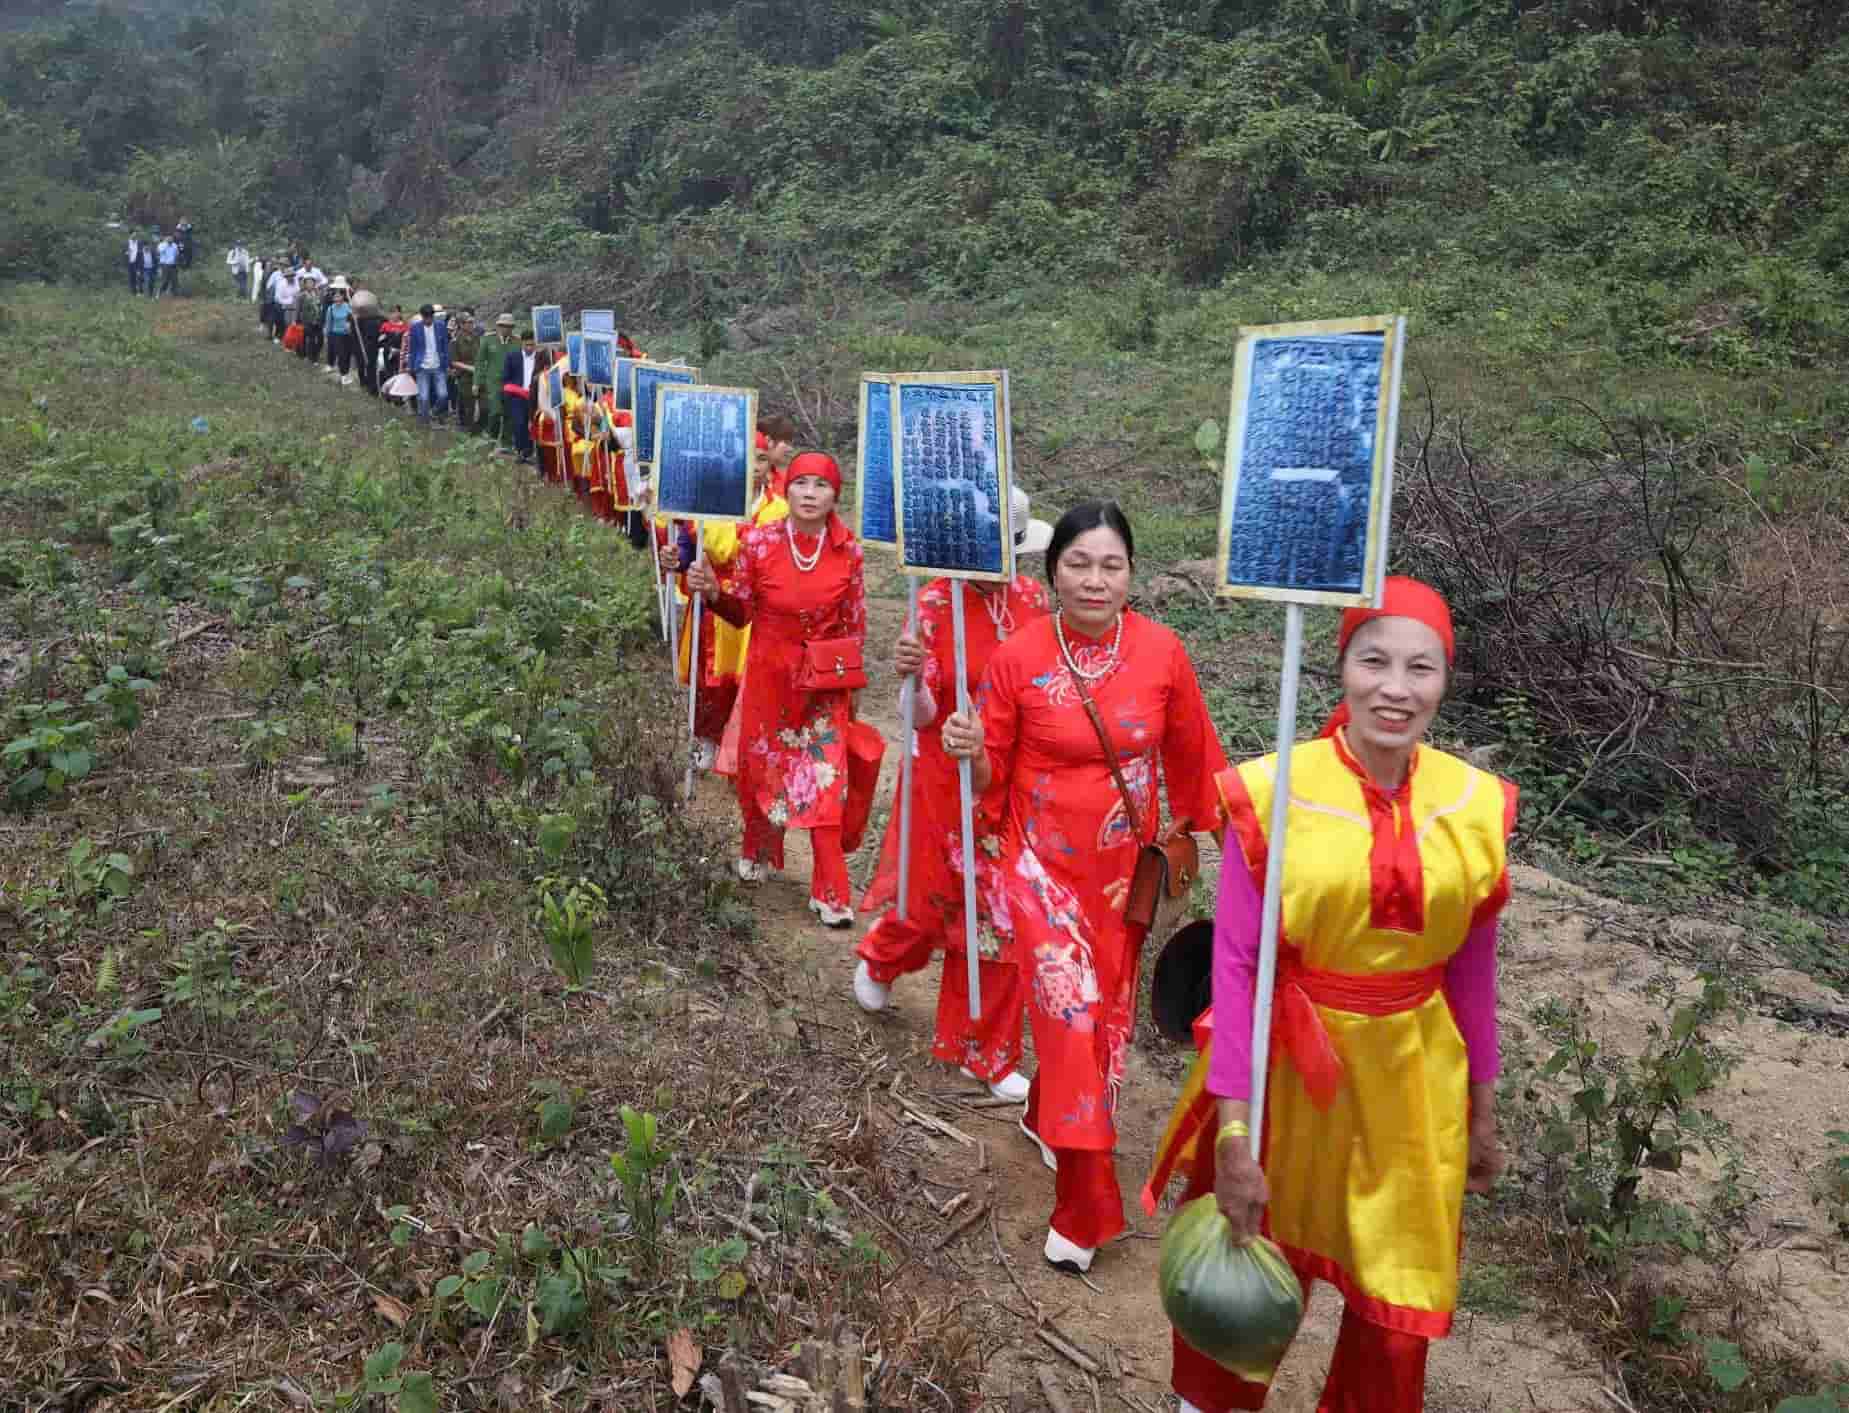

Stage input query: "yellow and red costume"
[
  {"left": 674, "top": 496, "right": 789, "bottom": 745},
  {"left": 532, "top": 352, "right": 571, "bottom": 484},
  {"left": 1149, "top": 581, "right": 1517, "bottom": 1413}
]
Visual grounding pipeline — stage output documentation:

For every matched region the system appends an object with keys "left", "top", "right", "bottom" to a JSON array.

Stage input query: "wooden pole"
[
  {"left": 896, "top": 576, "right": 920, "bottom": 922},
  {"left": 1248, "top": 602, "right": 1304, "bottom": 1158},
  {"left": 950, "top": 583, "right": 982, "bottom": 1020},
  {"left": 685, "top": 536, "right": 704, "bottom": 801}
]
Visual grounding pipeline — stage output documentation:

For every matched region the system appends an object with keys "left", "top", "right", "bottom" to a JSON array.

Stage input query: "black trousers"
[
  {"left": 301, "top": 325, "right": 323, "bottom": 360},
  {"left": 159, "top": 265, "right": 179, "bottom": 295},
  {"left": 330, "top": 332, "right": 355, "bottom": 375}
]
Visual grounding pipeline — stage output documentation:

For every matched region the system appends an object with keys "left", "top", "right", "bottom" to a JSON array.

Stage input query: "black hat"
[{"left": 1151, "top": 919, "right": 1214, "bottom": 1044}]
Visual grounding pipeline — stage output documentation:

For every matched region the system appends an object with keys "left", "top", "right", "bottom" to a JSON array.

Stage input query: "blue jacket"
[
  {"left": 324, "top": 301, "right": 352, "bottom": 336},
  {"left": 405, "top": 318, "right": 450, "bottom": 371}
]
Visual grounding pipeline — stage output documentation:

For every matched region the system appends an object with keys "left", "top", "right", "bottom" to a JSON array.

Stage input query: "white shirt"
[
  {"left": 304, "top": 265, "right": 325, "bottom": 284},
  {"left": 275, "top": 275, "right": 299, "bottom": 309},
  {"left": 227, "top": 246, "right": 249, "bottom": 270},
  {"left": 521, "top": 351, "right": 537, "bottom": 387},
  {"left": 418, "top": 321, "right": 440, "bottom": 370}
]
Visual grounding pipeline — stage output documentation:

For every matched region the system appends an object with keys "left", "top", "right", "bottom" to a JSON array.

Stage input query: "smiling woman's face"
[{"left": 1339, "top": 616, "right": 1447, "bottom": 760}]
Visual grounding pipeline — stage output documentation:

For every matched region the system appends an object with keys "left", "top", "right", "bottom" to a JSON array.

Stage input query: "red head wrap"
[
  {"left": 755, "top": 431, "right": 770, "bottom": 452},
  {"left": 1320, "top": 576, "right": 1454, "bottom": 738},
  {"left": 785, "top": 451, "right": 841, "bottom": 496}
]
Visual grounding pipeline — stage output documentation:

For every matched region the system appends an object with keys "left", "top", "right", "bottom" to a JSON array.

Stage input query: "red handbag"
[
  {"left": 796, "top": 637, "right": 868, "bottom": 693},
  {"left": 842, "top": 719, "right": 886, "bottom": 852}
]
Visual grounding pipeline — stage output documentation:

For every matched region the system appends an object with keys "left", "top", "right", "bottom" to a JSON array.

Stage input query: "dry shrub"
[{"left": 1396, "top": 397, "right": 1849, "bottom": 872}]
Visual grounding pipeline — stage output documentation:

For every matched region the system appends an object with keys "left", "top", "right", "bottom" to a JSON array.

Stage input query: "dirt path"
[{"left": 682, "top": 590, "right": 1773, "bottom": 1411}]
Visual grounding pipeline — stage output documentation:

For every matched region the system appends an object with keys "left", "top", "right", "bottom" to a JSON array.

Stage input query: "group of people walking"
[
  {"left": 121, "top": 222, "right": 193, "bottom": 297},
  {"left": 202, "top": 263, "right": 1515, "bottom": 1408},
  {"left": 674, "top": 446, "right": 1517, "bottom": 1410}
]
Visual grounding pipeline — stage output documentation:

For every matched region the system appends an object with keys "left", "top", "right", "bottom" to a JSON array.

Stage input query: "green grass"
[{"left": 0, "top": 286, "right": 983, "bottom": 1407}]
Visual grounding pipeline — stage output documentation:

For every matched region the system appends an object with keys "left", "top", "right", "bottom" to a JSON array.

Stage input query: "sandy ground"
[{"left": 685, "top": 591, "right": 1848, "bottom": 1412}]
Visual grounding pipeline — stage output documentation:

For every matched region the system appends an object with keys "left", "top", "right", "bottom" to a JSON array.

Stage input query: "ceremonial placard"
[
  {"left": 581, "top": 333, "right": 616, "bottom": 391},
  {"left": 566, "top": 332, "right": 585, "bottom": 378},
  {"left": 893, "top": 372, "right": 1014, "bottom": 584},
  {"left": 653, "top": 385, "right": 757, "bottom": 523},
  {"left": 613, "top": 355, "right": 641, "bottom": 411},
  {"left": 856, "top": 373, "right": 898, "bottom": 547},
  {"left": 581, "top": 308, "right": 616, "bottom": 336},
  {"left": 532, "top": 304, "right": 565, "bottom": 348},
  {"left": 542, "top": 363, "right": 564, "bottom": 416},
  {"left": 1215, "top": 315, "right": 1404, "bottom": 609},
  {"left": 631, "top": 360, "right": 702, "bottom": 470}
]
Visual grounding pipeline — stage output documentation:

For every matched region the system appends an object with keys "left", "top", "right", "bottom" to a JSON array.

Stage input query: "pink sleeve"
[
  {"left": 1444, "top": 919, "right": 1501, "bottom": 1085},
  {"left": 1206, "top": 856, "right": 1262, "bottom": 1101}
]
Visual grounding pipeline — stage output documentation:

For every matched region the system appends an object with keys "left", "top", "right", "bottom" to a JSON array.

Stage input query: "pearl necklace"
[
  {"left": 786, "top": 519, "right": 823, "bottom": 573},
  {"left": 982, "top": 586, "right": 1015, "bottom": 640},
  {"left": 1055, "top": 610, "right": 1123, "bottom": 682}
]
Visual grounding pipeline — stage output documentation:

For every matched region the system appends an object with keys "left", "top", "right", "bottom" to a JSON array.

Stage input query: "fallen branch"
[
  {"left": 933, "top": 1200, "right": 989, "bottom": 1252},
  {"left": 1036, "top": 1326, "right": 1101, "bottom": 1377}
]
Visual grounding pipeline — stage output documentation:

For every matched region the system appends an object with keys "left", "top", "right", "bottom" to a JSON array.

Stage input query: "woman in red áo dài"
[
  {"left": 851, "top": 487, "right": 1056, "bottom": 1101},
  {"left": 685, "top": 453, "right": 866, "bottom": 928},
  {"left": 942, "top": 501, "right": 1227, "bottom": 1274}
]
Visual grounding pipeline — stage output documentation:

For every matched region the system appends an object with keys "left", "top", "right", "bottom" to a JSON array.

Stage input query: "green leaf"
[
  {"left": 535, "top": 1272, "right": 587, "bottom": 1333},
  {"left": 461, "top": 1250, "right": 492, "bottom": 1277},
  {"left": 463, "top": 1276, "right": 503, "bottom": 1319},
  {"left": 434, "top": 1275, "right": 464, "bottom": 1299},
  {"left": 538, "top": 1096, "right": 575, "bottom": 1141},
  {"left": 716, "top": 1269, "right": 748, "bottom": 1300},
  {"left": 1193, "top": 418, "right": 1222, "bottom": 458},
  {"left": 1772, "top": 1398, "right": 1840, "bottom": 1413},
  {"left": 690, "top": 1236, "right": 748, "bottom": 1282},
  {"left": 536, "top": 813, "right": 575, "bottom": 860},
  {"left": 521, "top": 1224, "right": 554, "bottom": 1259},
  {"left": 364, "top": 1342, "right": 406, "bottom": 1382},
  {"left": 1703, "top": 1338, "right": 1749, "bottom": 1392},
  {"left": 397, "top": 1372, "right": 437, "bottom": 1413}
]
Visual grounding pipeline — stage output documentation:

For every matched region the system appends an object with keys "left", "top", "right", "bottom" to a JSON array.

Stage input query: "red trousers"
[
  {"left": 1170, "top": 1135, "right": 1429, "bottom": 1412},
  {"left": 857, "top": 918, "right": 1024, "bottom": 1081},
  {"left": 741, "top": 799, "right": 851, "bottom": 910},
  {"left": 1024, "top": 1075, "right": 1125, "bottom": 1248}
]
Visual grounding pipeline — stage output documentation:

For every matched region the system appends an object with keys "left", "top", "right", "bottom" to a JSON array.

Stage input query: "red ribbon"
[{"left": 1274, "top": 945, "right": 1444, "bottom": 1108}]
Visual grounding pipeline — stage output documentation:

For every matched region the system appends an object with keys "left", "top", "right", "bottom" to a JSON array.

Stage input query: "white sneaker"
[
  {"left": 1044, "top": 1227, "right": 1095, "bottom": 1273},
  {"left": 961, "top": 1066, "right": 1030, "bottom": 1102},
  {"left": 341, "top": 374, "right": 354, "bottom": 387},
  {"left": 809, "top": 898, "right": 854, "bottom": 930},
  {"left": 852, "top": 960, "right": 890, "bottom": 1013},
  {"left": 694, "top": 738, "right": 717, "bottom": 771},
  {"left": 1019, "top": 1111, "right": 1057, "bottom": 1171},
  {"left": 735, "top": 858, "right": 768, "bottom": 884}
]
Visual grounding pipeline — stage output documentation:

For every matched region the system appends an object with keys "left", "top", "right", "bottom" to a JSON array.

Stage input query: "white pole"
[
  {"left": 684, "top": 536, "right": 704, "bottom": 801},
  {"left": 1248, "top": 602, "right": 1304, "bottom": 1160},
  {"left": 950, "top": 583, "right": 982, "bottom": 1021},
  {"left": 896, "top": 577, "right": 920, "bottom": 922}
]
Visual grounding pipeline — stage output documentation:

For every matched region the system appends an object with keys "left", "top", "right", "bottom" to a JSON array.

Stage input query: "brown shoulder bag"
[{"left": 1067, "top": 669, "right": 1200, "bottom": 930}]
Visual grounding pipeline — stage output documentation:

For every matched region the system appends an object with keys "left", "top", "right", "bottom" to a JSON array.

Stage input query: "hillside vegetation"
[{"left": 6, "top": 0, "right": 1849, "bottom": 913}]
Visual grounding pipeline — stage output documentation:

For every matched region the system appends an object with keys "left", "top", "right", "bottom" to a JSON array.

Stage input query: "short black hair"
[
  {"left": 1045, "top": 500, "right": 1135, "bottom": 587},
  {"left": 520, "top": 330, "right": 535, "bottom": 341}
]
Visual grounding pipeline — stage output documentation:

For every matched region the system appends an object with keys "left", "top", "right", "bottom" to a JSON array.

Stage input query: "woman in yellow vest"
[{"left": 1147, "top": 577, "right": 1515, "bottom": 1413}]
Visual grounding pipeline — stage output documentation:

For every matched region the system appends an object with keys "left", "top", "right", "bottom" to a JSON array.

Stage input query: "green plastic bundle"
[{"left": 1159, "top": 1195, "right": 1305, "bottom": 1381}]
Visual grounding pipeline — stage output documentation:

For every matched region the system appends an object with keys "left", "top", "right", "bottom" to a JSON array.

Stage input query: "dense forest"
[{"left": 6, "top": 0, "right": 1849, "bottom": 340}]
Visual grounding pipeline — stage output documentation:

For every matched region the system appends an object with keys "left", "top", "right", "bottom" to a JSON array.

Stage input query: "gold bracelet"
[{"left": 1214, "top": 1120, "right": 1251, "bottom": 1149}]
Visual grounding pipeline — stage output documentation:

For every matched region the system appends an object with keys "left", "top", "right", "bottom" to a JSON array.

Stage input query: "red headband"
[
  {"left": 755, "top": 432, "right": 770, "bottom": 452},
  {"left": 785, "top": 451, "right": 841, "bottom": 495},
  {"left": 1321, "top": 577, "right": 1454, "bottom": 739},
  {"left": 1337, "top": 576, "right": 1454, "bottom": 663}
]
